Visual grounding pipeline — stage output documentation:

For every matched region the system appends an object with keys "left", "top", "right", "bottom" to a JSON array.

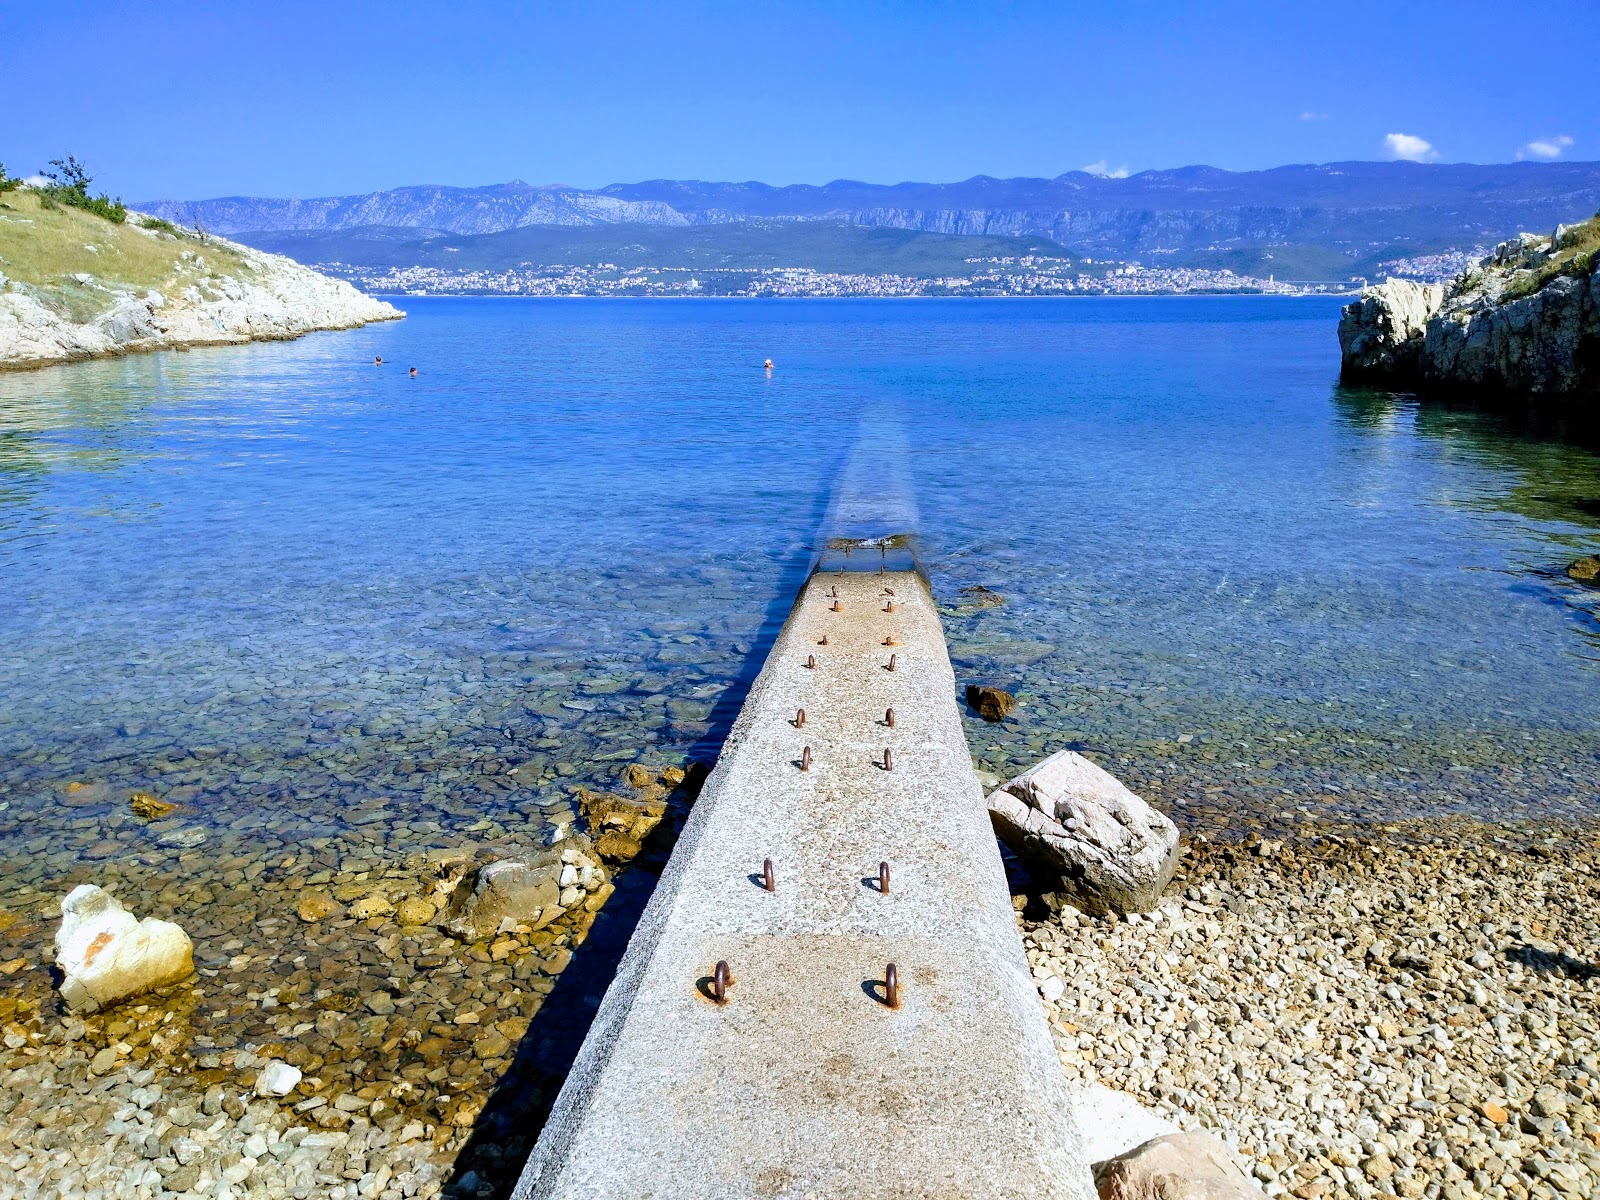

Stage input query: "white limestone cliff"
[
  {"left": 1339, "top": 220, "right": 1599, "bottom": 399},
  {"left": 0, "top": 216, "right": 401, "bottom": 371}
]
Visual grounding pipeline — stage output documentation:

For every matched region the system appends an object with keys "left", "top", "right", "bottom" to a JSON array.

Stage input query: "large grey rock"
[
  {"left": 440, "top": 845, "right": 606, "bottom": 942},
  {"left": 1337, "top": 223, "right": 1600, "bottom": 398},
  {"left": 987, "top": 750, "right": 1178, "bottom": 914},
  {"left": 53, "top": 884, "right": 193, "bottom": 1013},
  {"left": 1093, "top": 1132, "right": 1265, "bottom": 1200},
  {"left": 1337, "top": 278, "right": 1444, "bottom": 377}
]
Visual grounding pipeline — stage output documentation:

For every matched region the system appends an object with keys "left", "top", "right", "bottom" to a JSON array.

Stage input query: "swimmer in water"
[
  {"left": 409, "top": 367, "right": 418, "bottom": 377},
  {"left": 374, "top": 355, "right": 383, "bottom": 365},
  {"left": 764, "top": 358, "right": 773, "bottom": 370}
]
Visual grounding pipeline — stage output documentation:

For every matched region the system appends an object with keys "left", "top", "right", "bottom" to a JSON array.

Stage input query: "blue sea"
[{"left": 3, "top": 296, "right": 1599, "bottom": 863}]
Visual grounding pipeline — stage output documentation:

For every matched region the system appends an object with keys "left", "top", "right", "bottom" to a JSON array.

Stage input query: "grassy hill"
[
  {"left": 0, "top": 188, "right": 255, "bottom": 322},
  {"left": 238, "top": 220, "right": 1074, "bottom": 277}
]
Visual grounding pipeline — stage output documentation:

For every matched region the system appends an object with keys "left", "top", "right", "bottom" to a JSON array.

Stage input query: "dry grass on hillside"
[
  {"left": 0, "top": 189, "right": 249, "bottom": 297},
  {"left": 1503, "top": 212, "right": 1600, "bottom": 301}
]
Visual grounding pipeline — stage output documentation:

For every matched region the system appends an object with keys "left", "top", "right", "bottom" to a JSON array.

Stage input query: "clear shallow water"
[{"left": 2, "top": 297, "right": 1599, "bottom": 855}]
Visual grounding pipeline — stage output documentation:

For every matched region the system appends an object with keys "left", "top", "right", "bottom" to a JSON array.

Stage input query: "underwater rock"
[
  {"left": 254, "top": 1059, "right": 302, "bottom": 1098},
  {"left": 348, "top": 894, "right": 394, "bottom": 920},
  {"left": 129, "top": 791, "right": 177, "bottom": 819},
  {"left": 988, "top": 749, "right": 1178, "bottom": 915},
  {"left": 295, "top": 893, "right": 341, "bottom": 923},
  {"left": 56, "top": 781, "right": 112, "bottom": 808},
  {"left": 1568, "top": 555, "right": 1600, "bottom": 585},
  {"left": 54, "top": 884, "right": 193, "bottom": 1014},
  {"left": 965, "top": 684, "right": 1016, "bottom": 723},
  {"left": 579, "top": 786, "right": 667, "bottom": 862},
  {"left": 395, "top": 897, "right": 437, "bottom": 926},
  {"left": 442, "top": 844, "right": 606, "bottom": 941}
]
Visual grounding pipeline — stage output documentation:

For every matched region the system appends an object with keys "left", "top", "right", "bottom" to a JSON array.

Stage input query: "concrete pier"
[{"left": 514, "top": 560, "right": 1091, "bottom": 1197}]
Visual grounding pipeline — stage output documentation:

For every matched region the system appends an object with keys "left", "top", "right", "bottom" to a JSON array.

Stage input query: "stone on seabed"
[
  {"left": 988, "top": 749, "right": 1178, "bottom": 914},
  {"left": 254, "top": 1059, "right": 302, "bottom": 1098},
  {"left": 1093, "top": 1132, "right": 1265, "bottom": 1199},
  {"left": 966, "top": 683, "right": 1016, "bottom": 722},
  {"left": 53, "top": 883, "right": 193, "bottom": 1013}
]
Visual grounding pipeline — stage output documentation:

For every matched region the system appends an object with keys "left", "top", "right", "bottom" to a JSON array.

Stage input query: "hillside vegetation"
[
  {"left": 0, "top": 188, "right": 252, "bottom": 324},
  {"left": 1501, "top": 212, "right": 1600, "bottom": 300}
]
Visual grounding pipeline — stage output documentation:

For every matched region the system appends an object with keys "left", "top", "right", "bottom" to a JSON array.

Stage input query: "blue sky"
[{"left": 2, "top": 0, "right": 1595, "bottom": 199}]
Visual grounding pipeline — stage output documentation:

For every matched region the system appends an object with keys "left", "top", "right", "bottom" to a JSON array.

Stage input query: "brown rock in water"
[
  {"left": 395, "top": 897, "right": 436, "bottom": 926},
  {"left": 965, "top": 684, "right": 1015, "bottom": 723},
  {"left": 594, "top": 829, "right": 644, "bottom": 861},
  {"left": 348, "top": 894, "right": 393, "bottom": 921},
  {"left": 959, "top": 584, "right": 1006, "bottom": 610},
  {"left": 579, "top": 787, "right": 667, "bottom": 860},
  {"left": 295, "top": 893, "right": 341, "bottom": 923},
  {"left": 621, "top": 762, "right": 655, "bottom": 790},
  {"left": 1568, "top": 555, "right": 1600, "bottom": 585},
  {"left": 129, "top": 792, "right": 176, "bottom": 820},
  {"left": 1094, "top": 1132, "right": 1265, "bottom": 1199}
]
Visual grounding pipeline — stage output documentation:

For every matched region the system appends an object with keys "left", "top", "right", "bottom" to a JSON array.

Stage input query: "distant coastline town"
[{"left": 316, "top": 256, "right": 1368, "bottom": 298}]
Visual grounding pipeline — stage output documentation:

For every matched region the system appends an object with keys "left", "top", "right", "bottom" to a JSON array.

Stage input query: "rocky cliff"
[
  {"left": 0, "top": 189, "right": 401, "bottom": 372},
  {"left": 1339, "top": 215, "right": 1600, "bottom": 398}
]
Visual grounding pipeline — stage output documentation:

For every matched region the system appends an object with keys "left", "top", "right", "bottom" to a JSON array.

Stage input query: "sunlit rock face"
[
  {"left": 1339, "top": 221, "right": 1600, "bottom": 399},
  {"left": 53, "top": 884, "right": 193, "bottom": 1014}
]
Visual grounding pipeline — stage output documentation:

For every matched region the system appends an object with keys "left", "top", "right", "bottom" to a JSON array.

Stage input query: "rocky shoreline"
[
  {"left": 1338, "top": 216, "right": 1598, "bottom": 400},
  {"left": 4, "top": 807, "right": 1596, "bottom": 1198},
  {"left": 0, "top": 210, "right": 401, "bottom": 372},
  {"left": 1022, "top": 820, "right": 1600, "bottom": 1199}
]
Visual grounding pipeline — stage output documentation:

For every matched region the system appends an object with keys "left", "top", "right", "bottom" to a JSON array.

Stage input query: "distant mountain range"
[{"left": 141, "top": 162, "right": 1600, "bottom": 283}]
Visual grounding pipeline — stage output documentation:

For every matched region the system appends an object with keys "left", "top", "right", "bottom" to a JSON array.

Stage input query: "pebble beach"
[{"left": 1024, "top": 821, "right": 1600, "bottom": 1199}]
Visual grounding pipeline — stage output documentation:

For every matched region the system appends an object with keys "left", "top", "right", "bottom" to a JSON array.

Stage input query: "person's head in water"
[
  {"left": 764, "top": 358, "right": 773, "bottom": 370},
  {"left": 374, "top": 355, "right": 383, "bottom": 365},
  {"left": 409, "top": 367, "right": 417, "bottom": 377}
]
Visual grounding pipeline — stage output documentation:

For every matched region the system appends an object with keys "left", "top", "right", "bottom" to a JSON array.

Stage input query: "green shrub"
[
  {"left": 139, "top": 216, "right": 179, "bottom": 235},
  {"left": 0, "top": 163, "right": 21, "bottom": 194},
  {"left": 38, "top": 155, "right": 127, "bottom": 224}
]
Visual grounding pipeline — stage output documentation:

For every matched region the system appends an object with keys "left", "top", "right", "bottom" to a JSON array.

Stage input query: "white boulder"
[
  {"left": 987, "top": 750, "right": 1178, "bottom": 914},
  {"left": 1336, "top": 278, "right": 1444, "bottom": 377},
  {"left": 254, "top": 1059, "right": 303, "bottom": 1098},
  {"left": 1093, "top": 1132, "right": 1265, "bottom": 1199},
  {"left": 53, "top": 884, "right": 193, "bottom": 1013}
]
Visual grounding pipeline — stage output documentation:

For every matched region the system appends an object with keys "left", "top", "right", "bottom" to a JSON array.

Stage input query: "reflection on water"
[{"left": 1, "top": 298, "right": 1599, "bottom": 1191}]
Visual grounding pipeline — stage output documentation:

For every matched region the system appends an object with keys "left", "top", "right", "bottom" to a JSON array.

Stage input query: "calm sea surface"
[{"left": 4, "top": 296, "right": 1600, "bottom": 858}]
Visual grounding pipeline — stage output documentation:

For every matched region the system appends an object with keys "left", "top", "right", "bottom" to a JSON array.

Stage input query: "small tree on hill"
[
  {"left": 37, "top": 154, "right": 126, "bottom": 224},
  {"left": 0, "top": 163, "right": 22, "bottom": 194},
  {"left": 44, "top": 156, "right": 93, "bottom": 197}
]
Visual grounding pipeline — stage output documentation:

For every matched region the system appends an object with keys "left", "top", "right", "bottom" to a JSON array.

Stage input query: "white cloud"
[
  {"left": 23, "top": 174, "right": 48, "bottom": 187},
  {"left": 1083, "top": 160, "right": 1129, "bottom": 179},
  {"left": 1383, "top": 133, "right": 1438, "bottom": 162},
  {"left": 1300, "top": 111, "right": 1330, "bottom": 121},
  {"left": 1518, "top": 135, "right": 1575, "bottom": 160}
]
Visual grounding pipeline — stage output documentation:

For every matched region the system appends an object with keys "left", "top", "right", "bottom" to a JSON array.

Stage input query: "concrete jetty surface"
[{"left": 514, "top": 564, "right": 1091, "bottom": 1198}]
